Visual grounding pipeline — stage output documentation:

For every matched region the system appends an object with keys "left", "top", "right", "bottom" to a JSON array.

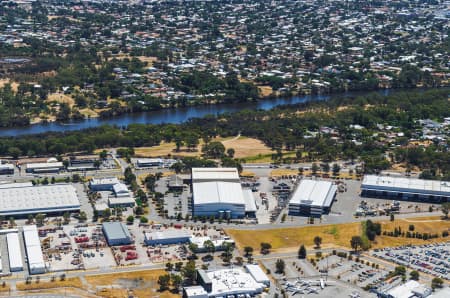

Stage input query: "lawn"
[{"left": 226, "top": 217, "right": 450, "bottom": 254}]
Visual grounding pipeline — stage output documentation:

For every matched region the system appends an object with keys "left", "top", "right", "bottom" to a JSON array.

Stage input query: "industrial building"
[
  {"left": 102, "top": 222, "right": 132, "bottom": 246},
  {"left": 189, "top": 236, "right": 235, "bottom": 253},
  {"left": 288, "top": 179, "right": 337, "bottom": 217},
  {"left": 0, "top": 184, "right": 80, "bottom": 217},
  {"left": 144, "top": 229, "right": 191, "bottom": 246},
  {"left": 182, "top": 286, "right": 208, "bottom": 298},
  {"left": 26, "top": 161, "right": 64, "bottom": 173},
  {"left": 136, "top": 158, "right": 163, "bottom": 168},
  {"left": 23, "top": 225, "right": 46, "bottom": 274},
  {"left": 378, "top": 280, "right": 432, "bottom": 298},
  {"left": 191, "top": 167, "right": 240, "bottom": 183},
  {"left": 89, "top": 177, "right": 120, "bottom": 191},
  {"left": 112, "top": 183, "right": 130, "bottom": 197},
  {"left": 67, "top": 159, "right": 98, "bottom": 171},
  {"left": 6, "top": 232, "right": 23, "bottom": 272},
  {"left": 191, "top": 168, "right": 256, "bottom": 219},
  {"left": 0, "top": 163, "right": 14, "bottom": 175},
  {"left": 361, "top": 175, "right": 450, "bottom": 202},
  {"left": 195, "top": 268, "right": 264, "bottom": 297},
  {"left": 108, "top": 197, "right": 135, "bottom": 208},
  {"left": 245, "top": 264, "right": 270, "bottom": 287}
]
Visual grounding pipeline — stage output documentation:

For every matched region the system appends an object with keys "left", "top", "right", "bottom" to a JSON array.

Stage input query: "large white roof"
[
  {"left": 289, "top": 179, "right": 337, "bottom": 207},
  {"left": 362, "top": 175, "right": 450, "bottom": 195},
  {"left": 243, "top": 189, "right": 257, "bottom": 212},
  {"left": 245, "top": 264, "right": 270, "bottom": 283},
  {"left": 23, "top": 225, "right": 45, "bottom": 273},
  {"left": 145, "top": 229, "right": 191, "bottom": 241},
  {"left": 0, "top": 184, "right": 80, "bottom": 216},
  {"left": 207, "top": 268, "right": 264, "bottom": 296},
  {"left": 193, "top": 181, "right": 245, "bottom": 206},
  {"left": 6, "top": 232, "right": 23, "bottom": 271},
  {"left": 26, "top": 162, "right": 64, "bottom": 169},
  {"left": 192, "top": 167, "right": 240, "bottom": 182},
  {"left": 90, "top": 177, "right": 120, "bottom": 185}
]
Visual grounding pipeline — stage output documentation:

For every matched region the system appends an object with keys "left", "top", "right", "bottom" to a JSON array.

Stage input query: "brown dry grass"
[
  {"left": 0, "top": 79, "right": 19, "bottom": 92},
  {"left": 222, "top": 136, "right": 274, "bottom": 158},
  {"left": 258, "top": 85, "right": 273, "bottom": 97},
  {"left": 86, "top": 269, "right": 178, "bottom": 298},
  {"left": 79, "top": 108, "right": 99, "bottom": 118},
  {"left": 270, "top": 169, "right": 299, "bottom": 177},
  {"left": 46, "top": 93, "right": 75, "bottom": 108},
  {"left": 16, "top": 277, "right": 83, "bottom": 291},
  {"left": 226, "top": 217, "right": 450, "bottom": 254}
]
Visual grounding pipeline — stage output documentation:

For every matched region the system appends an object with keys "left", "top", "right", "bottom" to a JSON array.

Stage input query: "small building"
[
  {"left": 189, "top": 236, "right": 234, "bottom": 253},
  {"left": 168, "top": 174, "right": 189, "bottom": 191},
  {"left": 94, "top": 202, "right": 109, "bottom": 215},
  {"left": 245, "top": 264, "right": 270, "bottom": 287},
  {"left": 108, "top": 197, "right": 135, "bottom": 208},
  {"left": 102, "top": 222, "right": 132, "bottom": 246},
  {"left": 288, "top": 179, "right": 337, "bottom": 217},
  {"left": 89, "top": 177, "right": 120, "bottom": 191},
  {"left": 144, "top": 229, "right": 191, "bottom": 246},
  {"left": 26, "top": 161, "right": 64, "bottom": 173},
  {"left": 136, "top": 158, "right": 163, "bottom": 168},
  {"left": 113, "top": 183, "right": 130, "bottom": 197},
  {"left": 191, "top": 167, "right": 240, "bottom": 183},
  {"left": 0, "top": 163, "right": 14, "bottom": 175},
  {"left": 361, "top": 175, "right": 450, "bottom": 203},
  {"left": 67, "top": 159, "right": 98, "bottom": 171},
  {"left": 183, "top": 286, "right": 208, "bottom": 298},
  {"left": 6, "top": 232, "right": 23, "bottom": 272},
  {"left": 23, "top": 225, "right": 46, "bottom": 274}
]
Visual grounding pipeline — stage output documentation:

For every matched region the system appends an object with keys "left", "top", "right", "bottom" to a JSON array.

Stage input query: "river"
[{"left": 0, "top": 90, "right": 391, "bottom": 137}]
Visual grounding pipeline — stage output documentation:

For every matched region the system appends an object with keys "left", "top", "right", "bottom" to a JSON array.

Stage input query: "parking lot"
[{"left": 371, "top": 242, "right": 450, "bottom": 280}]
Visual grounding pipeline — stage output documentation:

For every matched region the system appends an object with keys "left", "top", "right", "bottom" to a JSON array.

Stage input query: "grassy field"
[
  {"left": 226, "top": 217, "right": 450, "bottom": 254},
  {"left": 16, "top": 277, "right": 83, "bottom": 291},
  {"left": 85, "top": 269, "right": 178, "bottom": 298},
  {"left": 134, "top": 136, "right": 275, "bottom": 160}
]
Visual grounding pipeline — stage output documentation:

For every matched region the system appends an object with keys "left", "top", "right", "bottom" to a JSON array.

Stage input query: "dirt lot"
[
  {"left": 258, "top": 85, "right": 273, "bottom": 97},
  {"left": 46, "top": 92, "right": 75, "bottom": 108},
  {"left": 16, "top": 277, "right": 83, "bottom": 291},
  {"left": 226, "top": 217, "right": 450, "bottom": 254},
  {"left": 85, "top": 269, "right": 179, "bottom": 298}
]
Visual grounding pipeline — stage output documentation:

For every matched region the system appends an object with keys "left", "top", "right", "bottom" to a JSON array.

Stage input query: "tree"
[
  {"left": 35, "top": 213, "right": 46, "bottom": 226},
  {"left": 157, "top": 274, "right": 170, "bottom": 291},
  {"left": 99, "top": 150, "right": 108, "bottom": 160},
  {"left": 226, "top": 148, "right": 235, "bottom": 158},
  {"left": 350, "top": 236, "right": 363, "bottom": 253},
  {"left": 298, "top": 245, "right": 307, "bottom": 259},
  {"left": 275, "top": 259, "right": 285, "bottom": 274},
  {"left": 260, "top": 242, "right": 272, "bottom": 254},
  {"left": 441, "top": 202, "right": 450, "bottom": 219},
  {"left": 127, "top": 215, "right": 134, "bottom": 224},
  {"left": 203, "top": 240, "right": 215, "bottom": 256},
  {"left": 202, "top": 141, "right": 225, "bottom": 158},
  {"left": 311, "top": 163, "right": 319, "bottom": 175},
  {"left": 171, "top": 274, "right": 183, "bottom": 292},
  {"left": 313, "top": 236, "right": 322, "bottom": 248},
  {"left": 63, "top": 212, "right": 70, "bottom": 224},
  {"left": 332, "top": 163, "right": 341, "bottom": 176},
  {"left": 431, "top": 277, "right": 443, "bottom": 289},
  {"left": 244, "top": 246, "right": 254, "bottom": 257},
  {"left": 140, "top": 216, "right": 148, "bottom": 224},
  {"left": 78, "top": 211, "right": 87, "bottom": 222},
  {"left": 182, "top": 260, "right": 197, "bottom": 284},
  {"left": 390, "top": 213, "right": 395, "bottom": 222},
  {"left": 410, "top": 270, "right": 419, "bottom": 280}
]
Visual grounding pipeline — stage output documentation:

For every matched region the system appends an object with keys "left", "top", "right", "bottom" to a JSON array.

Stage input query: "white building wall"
[{"left": 6, "top": 233, "right": 23, "bottom": 272}]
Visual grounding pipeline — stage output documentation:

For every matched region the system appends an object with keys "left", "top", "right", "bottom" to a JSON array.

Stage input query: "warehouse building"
[
  {"left": 245, "top": 264, "right": 270, "bottom": 287},
  {"left": 26, "top": 161, "right": 64, "bottom": 173},
  {"left": 102, "top": 222, "right": 132, "bottom": 246},
  {"left": 108, "top": 197, "right": 135, "bottom": 208},
  {"left": 0, "top": 184, "right": 80, "bottom": 217},
  {"left": 361, "top": 175, "right": 450, "bottom": 202},
  {"left": 195, "top": 268, "right": 264, "bottom": 297},
  {"left": 144, "top": 229, "right": 191, "bottom": 246},
  {"left": 136, "top": 158, "right": 163, "bottom": 168},
  {"left": 191, "top": 168, "right": 257, "bottom": 219},
  {"left": 0, "top": 163, "right": 14, "bottom": 175},
  {"left": 191, "top": 167, "right": 240, "bottom": 183},
  {"left": 23, "top": 225, "right": 46, "bottom": 274},
  {"left": 288, "top": 179, "right": 337, "bottom": 217},
  {"left": 182, "top": 286, "right": 208, "bottom": 298},
  {"left": 89, "top": 177, "right": 120, "bottom": 191},
  {"left": 6, "top": 232, "right": 23, "bottom": 272},
  {"left": 112, "top": 183, "right": 130, "bottom": 197}
]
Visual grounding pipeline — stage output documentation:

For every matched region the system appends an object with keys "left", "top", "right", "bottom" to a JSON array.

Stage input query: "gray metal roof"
[{"left": 102, "top": 222, "right": 131, "bottom": 241}]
